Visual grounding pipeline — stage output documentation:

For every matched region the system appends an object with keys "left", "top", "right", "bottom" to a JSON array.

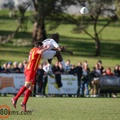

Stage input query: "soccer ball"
[{"left": 80, "top": 7, "right": 89, "bottom": 15}]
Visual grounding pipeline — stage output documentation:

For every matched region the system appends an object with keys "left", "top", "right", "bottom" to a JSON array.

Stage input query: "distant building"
[
  {"left": 0, "top": 0, "right": 34, "bottom": 10},
  {"left": 0, "top": 0, "right": 80, "bottom": 14}
]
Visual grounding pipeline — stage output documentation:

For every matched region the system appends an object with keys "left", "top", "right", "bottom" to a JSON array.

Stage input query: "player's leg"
[
  {"left": 42, "top": 50, "right": 66, "bottom": 71},
  {"left": 20, "top": 71, "right": 36, "bottom": 111},
  {"left": 42, "top": 50, "right": 56, "bottom": 78},
  {"left": 54, "top": 50, "right": 66, "bottom": 70},
  {"left": 11, "top": 71, "right": 34, "bottom": 111},
  {"left": 43, "top": 50, "right": 66, "bottom": 70},
  {"left": 42, "top": 50, "right": 56, "bottom": 60},
  {"left": 11, "top": 84, "right": 28, "bottom": 108},
  {"left": 20, "top": 82, "right": 33, "bottom": 112}
]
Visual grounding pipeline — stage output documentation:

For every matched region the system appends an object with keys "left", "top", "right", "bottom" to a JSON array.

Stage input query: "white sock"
[
  {"left": 48, "top": 64, "right": 52, "bottom": 73},
  {"left": 43, "top": 66, "right": 48, "bottom": 73},
  {"left": 60, "top": 60, "right": 66, "bottom": 70}
]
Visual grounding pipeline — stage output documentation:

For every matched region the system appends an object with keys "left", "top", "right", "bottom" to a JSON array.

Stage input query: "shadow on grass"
[
  {"left": 60, "top": 35, "right": 120, "bottom": 59},
  {"left": 0, "top": 32, "right": 120, "bottom": 59},
  {"left": 0, "top": 30, "right": 32, "bottom": 39}
]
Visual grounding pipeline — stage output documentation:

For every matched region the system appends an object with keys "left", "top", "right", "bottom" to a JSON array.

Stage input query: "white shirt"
[
  {"left": 82, "top": 70, "right": 88, "bottom": 76},
  {"left": 65, "top": 64, "right": 72, "bottom": 72},
  {"left": 42, "top": 38, "right": 59, "bottom": 50},
  {"left": 96, "top": 69, "right": 101, "bottom": 76}
]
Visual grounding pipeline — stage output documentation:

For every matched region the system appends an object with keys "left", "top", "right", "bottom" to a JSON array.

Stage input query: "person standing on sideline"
[
  {"left": 97, "top": 60, "right": 104, "bottom": 74},
  {"left": 35, "top": 64, "right": 45, "bottom": 96},
  {"left": 80, "top": 60, "right": 90, "bottom": 97},
  {"left": 91, "top": 63, "right": 101, "bottom": 97},
  {"left": 52, "top": 61, "right": 64, "bottom": 89},
  {"left": 11, "top": 41, "right": 50, "bottom": 112},
  {"left": 75, "top": 62, "right": 83, "bottom": 97}
]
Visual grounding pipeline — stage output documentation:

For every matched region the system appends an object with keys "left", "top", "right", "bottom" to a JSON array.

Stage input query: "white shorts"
[{"left": 42, "top": 50, "right": 56, "bottom": 60}]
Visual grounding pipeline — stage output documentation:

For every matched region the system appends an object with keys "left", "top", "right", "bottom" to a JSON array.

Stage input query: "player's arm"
[
  {"left": 59, "top": 46, "right": 73, "bottom": 55},
  {"left": 52, "top": 46, "right": 73, "bottom": 55},
  {"left": 37, "top": 45, "right": 50, "bottom": 54},
  {"left": 52, "top": 40, "right": 73, "bottom": 55}
]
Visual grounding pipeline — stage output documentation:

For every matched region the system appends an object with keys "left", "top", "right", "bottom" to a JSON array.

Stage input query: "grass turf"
[
  {"left": 0, "top": 96, "right": 120, "bottom": 120},
  {"left": 0, "top": 10, "right": 120, "bottom": 120}
]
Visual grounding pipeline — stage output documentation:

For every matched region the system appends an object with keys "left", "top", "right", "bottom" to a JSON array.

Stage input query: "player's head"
[
  {"left": 35, "top": 41, "right": 43, "bottom": 48},
  {"left": 50, "top": 33, "right": 59, "bottom": 43}
]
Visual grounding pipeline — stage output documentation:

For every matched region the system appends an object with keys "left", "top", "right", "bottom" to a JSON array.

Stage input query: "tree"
[
  {"left": 32, "top": 0, "right": 119, "bottom": 56},
  {"left": 74, "top": 0, "right": 118, "bottom": 56},
  {"left": 115, "top": 0, "right": 120, "bottom": 18},
  {"left": 0, "top": 1, "right": 31, "bottom": 44},
  {"left": 32, "top": 0, "right": 79, "bottom": 42}
]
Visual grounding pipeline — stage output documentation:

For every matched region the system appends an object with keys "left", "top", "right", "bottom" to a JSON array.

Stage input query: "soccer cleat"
[
  {"left": 20, "top": 103, "right": 27, "bottom": 112},
  {"left": 53, "top": 83, "right": 60, "bottom": 91},
  {"left": 11, "top": 98, "right": 17, "bottom": 108}
]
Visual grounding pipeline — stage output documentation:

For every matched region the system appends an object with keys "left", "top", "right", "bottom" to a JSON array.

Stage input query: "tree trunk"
[
  {"left": 32, "top": 0, "right": 46, "bottom": 43},
  {"left": 95, "top": 38, "right": 101, "bottom": 56},
  {"left": 32, "top": 21, "right": 46, "bottom": 42}
]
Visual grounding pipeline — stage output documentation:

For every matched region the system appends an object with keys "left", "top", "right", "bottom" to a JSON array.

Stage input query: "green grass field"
[
  {"left": 0, "top": 96, "right": 120, "bottom": 120},
  {"left": 0, "top": 10, "right": 120, "bottom": 120}
]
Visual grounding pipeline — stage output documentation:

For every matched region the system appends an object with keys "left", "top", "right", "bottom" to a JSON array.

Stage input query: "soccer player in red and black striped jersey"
[{"left": 11, "top": 41, "right": 50, "bottom": 112}]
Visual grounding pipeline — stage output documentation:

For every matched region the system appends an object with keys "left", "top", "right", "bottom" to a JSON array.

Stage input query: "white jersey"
[{"left": 42, "top": 38, "right": 59, "bottom": 50}]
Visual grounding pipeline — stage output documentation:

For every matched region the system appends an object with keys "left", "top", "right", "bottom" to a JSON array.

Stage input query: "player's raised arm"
[
  {"left": 59, "top": 46, "right": 73, "bottom": 55},
  {"left": 37, "top": 45, "right": 50, "bottom": 54}
]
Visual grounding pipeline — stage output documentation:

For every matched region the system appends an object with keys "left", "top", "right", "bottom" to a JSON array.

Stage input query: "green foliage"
[{"left": 115, "top": 0, "right": 120, "bottom": 18}]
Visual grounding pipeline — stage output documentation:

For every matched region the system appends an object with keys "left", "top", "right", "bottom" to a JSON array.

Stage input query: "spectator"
[
  {"left": 68, "top": 64, "right": 77, "bottom": 75},
  {"left": 18, "top": 62, "right": 24, "bottom": 73},
  {"left": 12, "top": 62, "right": 21, "bottom": 73},
  {"left": 75, "top": 62, "right": 83, "bottom": 97},
  {"left": 35, "top": 64, "right": 45, "bottom": 97},
  {"left": 7, "top": 62, "right": 13, "bottom": 73},
  {"left": 52, "top": 61, "right": 63, "bottom": 89},
  {"left": 83, "top": 60, "right": 87, "bottom": 65},
  {"left": 42, "top": 62, "right": 51, "bottom": 96},
  {"left": 106, "top": 67, "right": 114, "bottom": 76},
  {"left": 0, "top": 63, "right": 8, "bottom": 96},
  {"left": 97, "top": 60, "right": 104, "bottom": 74},
  {"left": 114, "top": 64, "right": 120, "bottom": 77},
  {"left": 67, "top": 64, "right": 77, "bottom": 97},
  {"left": 91, "top": 63, "right": 101, "bottom": 97},
  {"left": 65, "top": 59, "right": 72, "bottom": 73},
  {"left": 0, "top": 62, "right": 9, "bottom": 73},
  {"left": 80, "top": 60, "right": 90, "bottom": 97}
]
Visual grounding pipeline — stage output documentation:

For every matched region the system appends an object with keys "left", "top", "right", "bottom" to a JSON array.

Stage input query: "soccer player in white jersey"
[{"left": 42, "top": 33, "right": 73, "bottom": 75}]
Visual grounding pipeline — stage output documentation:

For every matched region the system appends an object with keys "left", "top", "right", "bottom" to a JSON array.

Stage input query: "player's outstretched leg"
[
  {"left": 55, "top": 51, "right": 66, "bottom": 70},
  {"left": 43, "top": 61, "right": 55, "bottom": 78},
  {"left": 21, "top": 88, "right": 32, "bottom": 112},
  {"left": 11, "top": 86, "right": 27, "bottom": 108}
]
